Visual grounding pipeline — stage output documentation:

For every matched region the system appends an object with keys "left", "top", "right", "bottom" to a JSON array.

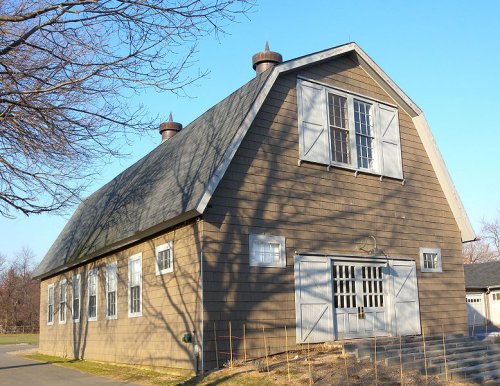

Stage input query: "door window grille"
[{"left": 332, "top": 264, "right": 357, "bottom": 308}]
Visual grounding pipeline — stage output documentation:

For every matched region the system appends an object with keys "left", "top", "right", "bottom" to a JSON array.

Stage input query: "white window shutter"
[
  {"left": 297, "top": 80, "right": 330, "bottom": 165},
  {"left": 378, "top": 104, "right": 403, "bottom": 179}
]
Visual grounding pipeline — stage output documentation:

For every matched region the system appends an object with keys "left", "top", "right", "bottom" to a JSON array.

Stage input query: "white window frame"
[
  {"left": 106, "top": 262, "right": 118, "bottom": 320},
  {"left": 128, "top": 253, "right": 142, "bottom": 318},
  {"left": 419, "top": 247, "right": 442, "bottom": 273},
  {"left": 249, "top": 234, "right": 286, "bottom": 268},
  {"left": 155, "top": 242, "right": 174, "bottom": 275},
  {"left": 87, "top": 268, "right": 98, "bottom": 321},
  {"left": 72, "top": 274, "right": 80, "bottom": 323},
  {"left": 59, "top": 279, "right": 67, "bottom": 324},
  {"left": 47, "top": 283, "right": 54, "bottom": 325},
  {"left": 297, "top": 78, "right": 402, "bottom": 179}
]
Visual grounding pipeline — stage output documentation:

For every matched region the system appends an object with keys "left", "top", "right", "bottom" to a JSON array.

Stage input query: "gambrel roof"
[
  {"left": 464, "top": 261, "right": 500, "bottom": 290},
  {"left": 34, "top": 42, "right": 475, "bottom": 279}
]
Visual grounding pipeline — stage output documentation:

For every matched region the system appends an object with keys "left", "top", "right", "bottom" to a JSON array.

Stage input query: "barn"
[{"left": 34, "top": 42, "right": 475, "bottom": 373}]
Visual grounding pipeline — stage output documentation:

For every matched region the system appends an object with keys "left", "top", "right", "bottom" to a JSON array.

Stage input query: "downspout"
[{"left": 200, "top": 219, "right": 204, "bottom": 373}]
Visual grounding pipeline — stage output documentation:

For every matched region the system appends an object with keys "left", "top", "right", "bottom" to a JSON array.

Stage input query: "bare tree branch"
[{"left": 0, "top": 0, "right": 253, "bottom": 217}]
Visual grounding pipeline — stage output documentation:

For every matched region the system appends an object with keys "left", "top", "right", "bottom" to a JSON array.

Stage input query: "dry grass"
[{"left": 26, "top": 345, "right": 477, "bottom": 385}]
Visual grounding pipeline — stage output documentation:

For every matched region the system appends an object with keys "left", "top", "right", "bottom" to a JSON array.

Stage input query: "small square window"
[
  {"left": 155, "top": 242, "right": 174, "bottom": 275},
  {"left": 419, "top": 248, "right": 442, "bottom": 273},
  {"left": 249, "top": 234, "right": 286, "bottom": 267}
]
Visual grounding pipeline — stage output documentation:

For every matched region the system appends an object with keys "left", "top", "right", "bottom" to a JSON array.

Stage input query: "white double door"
[
  {"left": 295, "top": 256, "right": 421, "bottom": 343},
  {"left": 333, "top": 262, "right": 387, "bottom": 339}
]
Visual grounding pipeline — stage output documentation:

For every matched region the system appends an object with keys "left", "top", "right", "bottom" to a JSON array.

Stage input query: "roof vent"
[
  {"left": 159, "top": 113, "right": 182, "bottom": 143},
  {"left": 252, "top": 41, "right": 282, "bottom": 75}
]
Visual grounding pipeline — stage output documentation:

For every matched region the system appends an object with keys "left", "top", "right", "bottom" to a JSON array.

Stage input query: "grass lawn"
[{"left": 0, "top": 333, "right": 39, "bottom": 345}]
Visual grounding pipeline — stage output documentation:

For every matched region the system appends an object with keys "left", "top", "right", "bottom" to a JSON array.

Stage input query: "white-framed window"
[
  {"left": 155, "top": 242, "right": 174, "bottom": 275},
  {"left": 128, "top": 253, "right": 142, "bottom": 317},
  {"left": 72, "top": 274, "right": 80, "bottom": 323},
  {"left": 59, "top": 279, "right": 67, "bottom": 324},
  {"left": 87, "top": 268, "right": 98, "bottom": 321},
  {"left": 47, "top": 284, "right": 54, "bottom": 325},
  {"left": 297, "top": 78, "right": 403, "bottom": 179},
  {"left": 249, "top": 234, "right": 286, "bottom": 267},
  {"left": 419, "top": 247, "right": 442, "bottom": 273},
  {"left": 106, "top": 263, "right": 117, "bottom": 319},
  {"left": 492, "top": 292, "right": 500, "bottom": 301}
]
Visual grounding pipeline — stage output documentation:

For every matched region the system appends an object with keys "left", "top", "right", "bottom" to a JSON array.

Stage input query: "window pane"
[
  {"left": 131, "top": 286, "right": 140, "bottom": 313},
  {"left": 329, "top": 93, "right": 350, "bottom": 164}
]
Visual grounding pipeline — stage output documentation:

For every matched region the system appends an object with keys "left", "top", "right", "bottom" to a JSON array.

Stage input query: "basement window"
[
  {"left": 47, "top": 284, "right": 54, "bottom": 325},
  {"left": 249, "top": 234, "right": 286, "bottom": 267},
  {"left": 419, "top": 247, "right": 442, "bottom": 273},
  {"left": 155, "top": 242, "right": 174, "bottom": 275},
  {"left": 128, "top": 253, "right": 142, "bottom": 317}
]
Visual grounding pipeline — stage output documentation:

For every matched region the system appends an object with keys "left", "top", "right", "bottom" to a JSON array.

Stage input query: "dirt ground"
[{"left": 195, "top": 344, "right": 476, "bottom": 386}]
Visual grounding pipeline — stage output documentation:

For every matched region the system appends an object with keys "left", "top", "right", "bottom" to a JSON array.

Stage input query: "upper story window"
[
  {"left": 59, "top": 279, "right": 66, "bottom": 324},
  {"left": 106, "top": 263, "right": 117, "bottom": 319},
  {"left": 128, "top": 253, "right": 142, "bottom": 317},
  {"left": 72, "top": 274, "right": 80, "bottom": 323},
  {"left": 47, "top": 284, "right": 54, "bottom": 325},
  {"left": 297, "top": 79, "right": 403, "bottom": 179},
  {"left": 419, "top": 247, "right": 442, "bottom": 273},
  {"left": 249, "top": 234, "right": 286, "bottom": 268},
  {"left": 88, "top": 268, "right": 98, "bottom": 321},
  {"left": 155, "top": 242, "right": 174, "bottom": 275}
]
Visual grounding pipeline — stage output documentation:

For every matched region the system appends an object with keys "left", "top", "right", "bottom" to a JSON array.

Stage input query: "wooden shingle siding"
[
  {"left": 39, "top": 221, "right": 202, "bottom": 372},
  {"left": 202, "top": 54, "right": 466, "bottom": 369}
]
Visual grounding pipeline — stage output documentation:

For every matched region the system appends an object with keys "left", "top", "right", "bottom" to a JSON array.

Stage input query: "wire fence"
[{"left": 0, "top": 325, "right": 39, "bottom": 334}]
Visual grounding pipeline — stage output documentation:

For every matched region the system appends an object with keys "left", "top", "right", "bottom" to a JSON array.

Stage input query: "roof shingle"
[{"left": 34, "top": 70, "right": 272, "bottom": 279}]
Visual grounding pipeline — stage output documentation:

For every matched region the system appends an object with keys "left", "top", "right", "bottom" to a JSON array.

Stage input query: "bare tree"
[
  {"left": 0, "top": 246, "right": 39, "bottom": 332},
  {"left": 482, "top": 214, "right": 500, "bottom": 258},
  {"left": 0, "top": 0, "right": 252, "bottom": 217},
  {"left": 463, "top": 239, "right": 495, "bottom": 264},
  {"left": 463, "top": 212, "right": 500, "bottom": 264}
]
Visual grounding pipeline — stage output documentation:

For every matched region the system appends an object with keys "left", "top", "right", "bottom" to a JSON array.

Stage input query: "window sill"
[
  {"left": 298, "top": 158, "right": 405, "bottom": 183},
  {"left": 156, "top": 268, "right": 174, "bottom": 276},
  {"left": 128, "top": 313, "right": 142, "bottom": 318},
  {"left": 88, "top": 318, "right": 97, "bottom": 322},
  {"left": 107, "top": 316, "right": 118, "bottom": 320}
]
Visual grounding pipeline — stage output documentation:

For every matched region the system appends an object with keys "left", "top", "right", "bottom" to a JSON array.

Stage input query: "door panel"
[
  {"left": 390, "top": 261, "right": 421, "bottom": 336},
  {"left": 466, "top": 293, "right": 486, "bottom": 326},
  {"left": 294, "top": 256, "right": 333, "bottom": 343}
]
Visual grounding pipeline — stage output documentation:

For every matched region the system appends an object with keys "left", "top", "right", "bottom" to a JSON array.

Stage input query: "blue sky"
[{"left": 1, "top": 0, "right": 499, "bottom": 263}]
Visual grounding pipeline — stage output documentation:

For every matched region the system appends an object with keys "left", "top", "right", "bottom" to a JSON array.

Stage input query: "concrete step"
[
  {"left": 345, "top": 334, "right": 500, "bottom": 383},
  {"left": 346, "top": 334, "right": 471, "bottom": 359},
  {"left": 383, "top": 343, "right": 491, "bottom": 365},
  {"left": 378, "top": 340, "right": 488, "bottom": 363},
  {"left": 443, "top": 360, "right": 500, "bottom": 383}
]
